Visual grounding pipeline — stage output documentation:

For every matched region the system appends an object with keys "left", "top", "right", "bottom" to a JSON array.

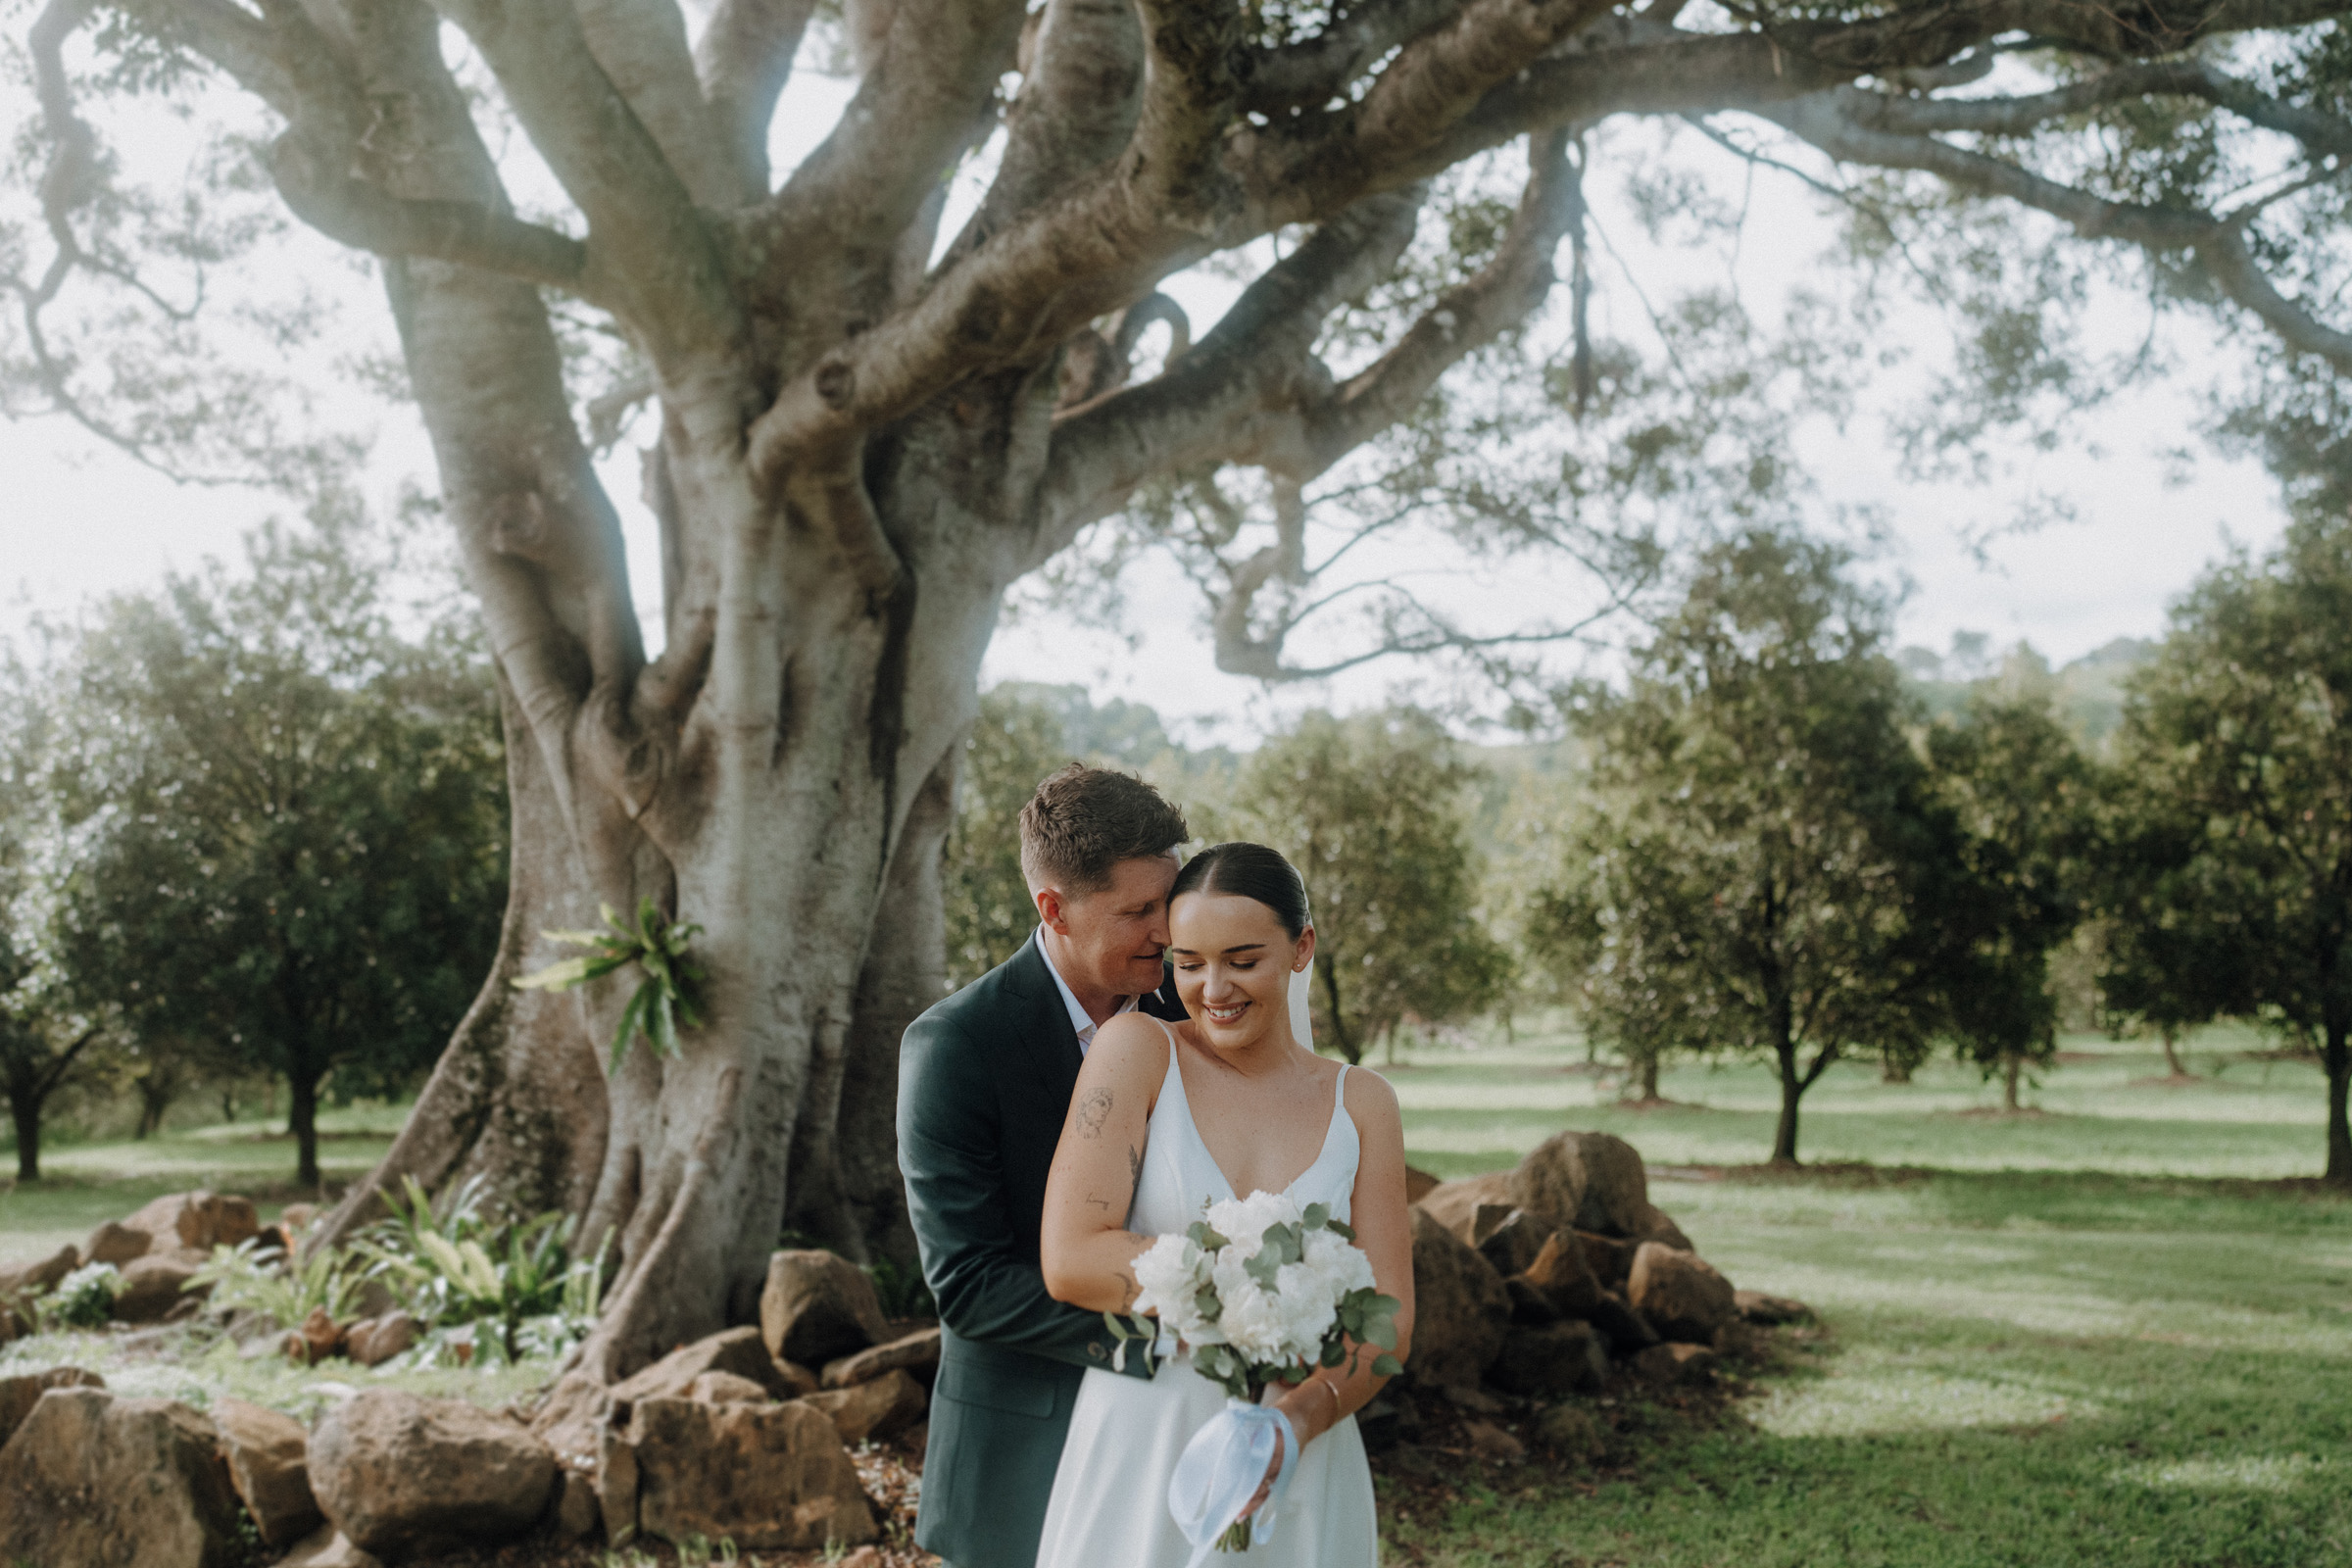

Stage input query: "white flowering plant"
[{"left": 1103, "top": 1190, "right": 1404, "bottom": 1403}]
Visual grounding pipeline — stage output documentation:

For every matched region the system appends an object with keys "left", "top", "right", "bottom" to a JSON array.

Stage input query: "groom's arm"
[{"left": 899, "top": 1009, "right": 1146, "bottom": 1377}]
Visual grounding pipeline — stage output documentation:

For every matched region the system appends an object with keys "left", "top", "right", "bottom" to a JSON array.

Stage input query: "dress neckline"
[{"left": 1152, "top": 1019, "right": 1350, "bottom": 1203}]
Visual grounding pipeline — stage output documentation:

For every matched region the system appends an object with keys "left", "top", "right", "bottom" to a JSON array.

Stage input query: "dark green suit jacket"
[{"left": 899, "top": 935, "right": 1181, "bottom": 1568}]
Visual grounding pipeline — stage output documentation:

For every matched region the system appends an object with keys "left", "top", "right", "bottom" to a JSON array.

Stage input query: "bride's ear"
[{"left": 1293, "top": 925, "right": 1316, "bottom": 970}]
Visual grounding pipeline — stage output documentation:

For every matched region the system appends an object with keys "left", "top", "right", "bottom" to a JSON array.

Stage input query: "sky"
[{"left": 0, "top": 29, "right": 2292, "bottom": 749}]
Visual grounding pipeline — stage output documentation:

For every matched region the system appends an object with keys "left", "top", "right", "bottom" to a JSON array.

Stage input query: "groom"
[{"left": 898, "top": 764, "right": 1191, "bottom": 1568}]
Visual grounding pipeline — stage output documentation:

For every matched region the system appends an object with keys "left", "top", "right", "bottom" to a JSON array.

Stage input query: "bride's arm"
[
  {"left": 1269, "top": 1069, "right": 1415, "bottom": 1452},
  {"left": 1040, "top": 1015, "right": 1167, "bottom": 1312}
]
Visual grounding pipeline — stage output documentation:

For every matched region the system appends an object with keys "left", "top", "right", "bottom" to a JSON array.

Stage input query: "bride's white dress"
[{"left": 1033, "top": 1024, "right": 1380, "bottom": 1567}]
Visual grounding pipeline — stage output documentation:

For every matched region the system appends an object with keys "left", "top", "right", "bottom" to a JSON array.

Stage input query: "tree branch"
[
  {"left": 266, "top": 136, "right": 597, "bottom": 295},
  {"left": 575, "top": 0, "right": 746, "bottom": 207},
  {"left": 695, "top": 0, "right": 822, "bottom": 195},
  {"left": 429, "top": 0, "right": 739, "bottom": 368},
  {"left": 1305, "top": 127, "right": 1582, "bottom": 468},
  {"left": 1242, "top": 0, "right": 1462, "bottom": 115},
  {"left": 1031, "top": 188, "right": 1428, "bottom": 552}
]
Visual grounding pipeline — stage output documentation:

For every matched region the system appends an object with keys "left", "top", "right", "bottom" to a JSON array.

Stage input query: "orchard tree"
[
  {"left": 1540, "top": 529, "right": 1946, "bottom": 1164},
  {"left": 1232, "top": 707, "right": 1509, "bottom": 1063},
  {"left": 20, "top": 0, "right": 2352, "bottom": 1372},
  {"left": 48, "top": 512, "right": 508, "bottom": 1189},
  {"left": 2116, "top": 512, "right": 2352, "bottom": 1185},
  {"left": 1925, "top": 687, "right": 2093, "bottom": 1110},
  {"left": 941, "top": 686, "right": 1070, "bottom": 986}
]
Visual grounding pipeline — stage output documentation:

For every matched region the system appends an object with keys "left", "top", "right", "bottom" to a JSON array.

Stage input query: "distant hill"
[{"left": 1898, "top": 634, "right": 2157, "bottom": 749}]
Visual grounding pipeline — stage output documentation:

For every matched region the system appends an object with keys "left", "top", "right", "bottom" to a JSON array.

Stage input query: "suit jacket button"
[{"left": 1088, "top": 1342, "right": 1106, "bottom": 1360}]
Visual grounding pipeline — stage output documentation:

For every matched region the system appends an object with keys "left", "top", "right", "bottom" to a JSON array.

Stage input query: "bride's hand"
[{"left": 1238, "top": 1427, "right": 1285, "bottom": 1519}]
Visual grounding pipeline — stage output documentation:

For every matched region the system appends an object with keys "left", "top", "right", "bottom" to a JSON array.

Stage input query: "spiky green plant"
[{"left": 513, "top": 896, "right": 705, "bottom": 1072}]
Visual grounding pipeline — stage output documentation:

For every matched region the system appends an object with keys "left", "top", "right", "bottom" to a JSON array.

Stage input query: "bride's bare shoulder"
[
  {"left": 1091, "top": 1010, "right": 1175, "bottom": 1060},
  {"left": 1340, "top": 1062, "right": 1402, "bottom": 1133}
]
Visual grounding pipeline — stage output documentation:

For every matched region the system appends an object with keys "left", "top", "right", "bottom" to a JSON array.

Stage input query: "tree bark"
[
  {"left": 290, "top": 1067, "right": 322, "bottom": 1192},
  {"left": 10, "top": 1091, "right": 39, "bottom": 1182},
  {"left": 2161, "top": 1025, "right": 2187, "bottom": 1078},
  {"left": 1638, "top": 1050, "right": 1660, "bottom": 1102},
  {"left": 1318, "top": 956, "right": 1362, "bottom": 1064},
  {"left": 2002, "top": 1053, "right": 2023, "bottom": 1111},
  {"left": 1771, "top": 1041, "right": 1803, "bottom": 1165},
  {"left": 135, "top": 1080, "right": 169, "bottom": 1139}
]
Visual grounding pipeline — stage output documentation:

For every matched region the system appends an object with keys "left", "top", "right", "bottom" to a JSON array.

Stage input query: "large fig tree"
[{"left": 15, "top": 0, "right": 2352, "bottom": 1373}]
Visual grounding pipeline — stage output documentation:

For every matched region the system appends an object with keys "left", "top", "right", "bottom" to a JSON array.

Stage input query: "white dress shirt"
[{"left": 1036, "top": 927, "right": 1139, "bottom": 1055}]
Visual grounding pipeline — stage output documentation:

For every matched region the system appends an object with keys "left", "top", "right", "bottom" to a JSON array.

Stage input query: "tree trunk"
[
  {"left": 1881, "top": 1055, "right": 1914, "bottom": 1084},
  {"left": 1638, "top": 1050, "right": 1660, "bottom": 1102},
  {"left": 1318, "top": 956, "right": 1361, "bottom": 1064},
  {"left": 136, "top": 1084, "right": 168, "bottom": 1140},
  {"left": 2161, "top": 1026, "right": 2187, "bottom": 1078},
  {"left": 10, "top": 1091, "right": 39, "bottom": 1182},
  {"left": 2003, "top": 1053, "right": 2023, "bottom": 1111},
  {"left": 290, "top": 1068, "right": 322, "bottom": 1192},
  {"left": 2325, "top": 1021, "right": 2350, "bottom": 1189},
  {"left": 1771, "top": 1043, "right": 1802, "bottom": 1165}
]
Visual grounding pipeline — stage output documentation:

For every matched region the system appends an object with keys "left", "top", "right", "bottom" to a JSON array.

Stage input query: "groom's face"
[{"left": 1039, "top": 852, "right": 1180, "bottom": 998}]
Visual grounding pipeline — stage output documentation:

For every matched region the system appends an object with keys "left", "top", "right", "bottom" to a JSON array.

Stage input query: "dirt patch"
[
  {"left": 1609, "top": 1097, "right": 1710, "bottom": 1113},
  {"left": 1946, "top": 1106, "right": 2058, "bottom": 1120}
]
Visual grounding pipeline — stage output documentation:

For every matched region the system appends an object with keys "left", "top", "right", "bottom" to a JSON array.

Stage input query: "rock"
[
  {"left": 352, "top": 1277, "right": 398, "bottom": 1320},
  {"left": 1403, "top": 1165, "right": 1442, "bottom": 1204},
  {"left": 1503, "top": 1276, "right": 1559, "bottom": 1325},
  {"left": 122, "top": 1190, "right": 260, "bottom": 1254},
  {"left": 597, "top": 1419, "right": 640, "bottom": 1544},
  {"left": 1414, "top": 1169, "right": 1517, "bottom": 1245},
  {"left": 1628, "top": 1200, "right": 1694, "bottom": 1252},
  {"left": 776, "top": 1357, "right": 822, "bottom": 1397},
  {"left": 554, "top": 1468, "right": 600, "bottom": 1539},
  {"left": 0, "top": 1388, "right": 245, "bottom": 1568},
  {"left": 1490, "top": 1321, "right": 1608, "bottom": 1399},
  {"left": 1633, "top": 1342, "right": 1718, "bottom": 1386},
  {"left": 215, "top": 1396, "right": 323, "bottom": 1547},
  {"left": 345, "top": 1310, "right": 418, "bottom": 1368},
  {"left": 286, "top": 1305, "right": 349, "bottom": 1365},
  {"left": 1574, "top": 1229, "right": 1641, "bottom": 1290},
  {"left": 1522, "top": 1230, "right": 1603, "bottom": 1319},
  {"left": 1518, "top": 1131, "right": 1649, "bottom": 1237},
  {"left": 528, "top": 1372, "right": 611, "bottom": 1471},
  {"left": 279, "top": 1202, "right": 321, "bottom": 1239},
  {"left": 82, "top": 1221, "right": 154, "bottom": 1268},
  {"left": 1459, "top": 1417, "right": 1525, "bottom": 1461},
  {"left": 821, "top": 1324, "right": 943, "bottom": 1389},
  {"left": 308, "top": 1388, "right": 558, "bottom": 1561},
  {"left": 1439, "top": 1382, "right": 1506, "bottom": 1414},
  {"left": 0, "top": 1364, "right": 105, "bottom": 1446},
  {"left": 612, "top": 1325, "right": 805, "bottom": 1405},
  {"left": 1627, "top": 1242, "right": 1736, "bottom": 1343},
  {"left": 114, "top": 1249, "right": 209, "bottom": 1323},
  {"left": 760, "top": 1250, "right": 889, "bottom": 1367},
  {"left": 806, "top": 1367, "right": 926, "bottom": 1444},
  {"left": 626, "top": 1396, "right": 879, "bottom": 1550},
  {"left": 1587, "top": 1292, "right": 1661, "bottom": 1354},
  {"left": 900, "top": 1420, "right": 928, "bottom": 1461},
  {"left": 1473, "top": 1209, "right": 1550, "bottom": 1279},
  {"left": 1735, "top": 1289, "right": 1813, "bottom": 1326},
  {"left": 1711, "top": 1320, "right": 1769, "bottom": 1361},
  {"left": 278, "top": 1526, "right": 385, "bottom": 1568},
  {"left": 0, "top": 1243, "right": 79, "bottom": 1309},
  {"left": 1534, "top": 1402, "right": 1606, "bottom": 1460},
  {"left": 684, "top": 1371, "right": 773, "bottom": 1403},
  {"left": 1401, "top": 1207, "right": 1508, "bottom": 1391}
]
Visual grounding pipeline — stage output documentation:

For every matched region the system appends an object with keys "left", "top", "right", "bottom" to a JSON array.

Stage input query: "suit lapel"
[{"left": 1004, "top": 935, "right": 1086, "bottom": 1095}]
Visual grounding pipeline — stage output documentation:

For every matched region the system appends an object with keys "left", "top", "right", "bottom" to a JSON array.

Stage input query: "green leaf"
[
  {"left": 1302, "top": 1202, "right": 1330, "bottom": 1231},
  {"left": 512, "top": 955, "right": 595, "bottom": 992},
  {"left": 1371, "top": 1352, "right": 1403, "bottom": 1378}
]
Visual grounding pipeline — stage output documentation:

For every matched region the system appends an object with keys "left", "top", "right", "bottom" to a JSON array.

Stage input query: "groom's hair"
[{"left": 1019, "top": 765, "right": 1189, "bottom": 895}]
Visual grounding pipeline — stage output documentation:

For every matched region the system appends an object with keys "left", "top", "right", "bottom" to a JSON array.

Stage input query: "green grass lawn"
[
  {"left": 1382, "top": 1024, "right": 2352, "bottom": 1567},
  {"left": 0, "top": 1102, "right": 403, "bottom": 1266}
]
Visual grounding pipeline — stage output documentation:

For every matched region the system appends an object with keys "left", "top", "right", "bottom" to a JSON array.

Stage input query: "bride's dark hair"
[{"left": 1169, "top": 842, "right": 1310, "bottom": 939}]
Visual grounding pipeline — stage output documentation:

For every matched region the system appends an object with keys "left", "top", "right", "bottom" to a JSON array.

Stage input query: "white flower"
[
  {"left": 1132, "top": 1235, "right": 1210, "bottom": 1338},
  {"left": 1202, "top": 1190, "right": 1301, "bottom": 1257}
]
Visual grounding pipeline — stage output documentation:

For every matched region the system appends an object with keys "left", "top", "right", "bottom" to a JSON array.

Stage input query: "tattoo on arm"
[
  {"left": 1127, "top": 1144, "right": 1144, "bottom": 1199},
  {"left": 1117, "top": 1269, "right": 1139, "bottom": 1308},
  {"left": 1077, "top": 1088, "right": 1113, "bottom": 1140},
  {"left": 1086, "top": 1195, "right": 1113, "bottom": 1211}
]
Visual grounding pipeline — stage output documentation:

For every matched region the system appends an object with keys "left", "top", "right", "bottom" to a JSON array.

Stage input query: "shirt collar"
[{"left": 1035, "top": 926, "right": 1139, "bottom": 1050}]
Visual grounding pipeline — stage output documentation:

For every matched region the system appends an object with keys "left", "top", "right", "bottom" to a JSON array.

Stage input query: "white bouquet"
[{"left": 1104, "top": 1191, "right": 1403, "bottom": 1555}]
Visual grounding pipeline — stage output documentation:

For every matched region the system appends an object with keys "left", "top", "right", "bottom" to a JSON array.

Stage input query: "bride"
[{"left": 1035, "top": 841, "right": 1415, "bottom": 1566}]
